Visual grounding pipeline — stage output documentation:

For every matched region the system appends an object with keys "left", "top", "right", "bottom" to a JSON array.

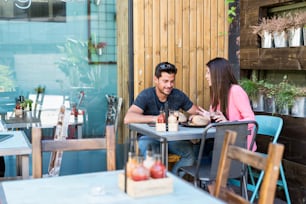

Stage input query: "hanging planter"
[
  {"left": 270, "top": 16, "right": 290, "bottom": 48},
  {"left": 96, "top": 47, "right": 104, "bottom": 56},
  {"left": 288, "top": 11, "right": 306, "bottom": 46},
  {"left": 251, "top": 18, "right": 274, "bottom": 48},
  {"left": 261, "top": 31, "right": 273, "bottom": 48},
  {"left": 288, "top": 27, "right": 302, "bottom": 47},
  {"left": 273, "top": 31, "right": 288, "bottom": 48},
  {"left": 89, "top": 40, "right": 107, "bottom": 56}
]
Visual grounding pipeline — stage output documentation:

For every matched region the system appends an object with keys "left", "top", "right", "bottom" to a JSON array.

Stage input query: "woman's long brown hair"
[{"left": 206, "top": 57, "right": 238, "bottom": 118}]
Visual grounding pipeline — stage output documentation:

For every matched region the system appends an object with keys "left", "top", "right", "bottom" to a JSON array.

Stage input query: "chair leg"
[
  {"left": 279, "top": 163, "right": 291, "bottom": 204},
  {"left": 250, "top": 163, "right": 291, "bottom": 204},
  {"left": 248, "top": 165, "right": 256, "bottom": 187},
  {"left": 250, "top": 171, "right": 264, "bottom": 203},
  {"left": 237, "top": 165, "right": 248, "bottom": 200},
  {"left": 241, "top": 173, "right": 249, "bottom": 200}
]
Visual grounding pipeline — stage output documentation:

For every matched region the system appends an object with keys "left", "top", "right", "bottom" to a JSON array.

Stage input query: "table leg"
[
  {"left": 130, "top": 130, "right": 137, "bottom": 154},
  {"left": 77, "top": 124, "right": 82, "bottom": 139},
  {"left": 16, "top": 155, "right": 29, "bottom": 179},
  {"left": 160, "top": 138, "right": 168, "bottom": 169}
]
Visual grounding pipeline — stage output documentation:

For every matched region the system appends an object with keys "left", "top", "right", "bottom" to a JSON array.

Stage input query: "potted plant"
[
  {"left": 274, "top": 75, "right": 298, "bottom": 115},
  {"left": 270, "top": 16, "right": 290, "bottom": 48},
  {"left": 251, "top": 16, "right": 291, "bottom": 48},
  {"left": 95, "top": 42, "right": 107, "bottom": 56},
  {"left": 290, "top": 87, "right": 306, "bottom": 117},
  {"left": 262, "top": 81, "right": 277, "bottom": 114},
  {"left": 251, "top": 17, "right": 274, "bottom": 48},
  {"left": 300, "top": 11, "right": 306, "bottom": 46},
  {"left": 287, "top": 11, "right": 305, "bottom": 47},
  {"left": 240, "top": 76, "right": 265, "bottom": 111}
]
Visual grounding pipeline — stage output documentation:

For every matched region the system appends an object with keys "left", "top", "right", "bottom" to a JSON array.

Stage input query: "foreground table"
[
  {"left": 0, "top": 131, "right": 31, "bottom": 179},
  {"left": 0, "top": 170, "right": 225, "bottom": 204},
  {"left": 128, "top": 123, "right": 215, "bottom": 166}
]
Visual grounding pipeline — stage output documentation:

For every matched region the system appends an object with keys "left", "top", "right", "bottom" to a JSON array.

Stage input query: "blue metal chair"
[{"left": 249, "top": 115, "right": 291, "bottom": 203}]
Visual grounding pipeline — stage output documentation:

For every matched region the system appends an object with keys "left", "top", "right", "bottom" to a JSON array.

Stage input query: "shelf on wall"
[{"left": 240, "top": 47, "right": 306, "bottom": 70}]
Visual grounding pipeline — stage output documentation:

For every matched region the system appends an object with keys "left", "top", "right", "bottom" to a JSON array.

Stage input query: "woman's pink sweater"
[{"left": 211, "top": 85, "right": 256, "bottom": 151}]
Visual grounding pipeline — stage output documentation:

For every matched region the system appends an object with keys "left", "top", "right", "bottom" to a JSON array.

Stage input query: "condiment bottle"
[
  {"left": 143, "top": 144, "right": 155, "bottom": 170},
  {"left": 157, "top": 110, "right": 165, "bottom": 123},
  {"left": 131, "top": 156, "right": 149, "bottom": 181},
  {"left": 150, "top": 154, "right": 166, "bottom": 179},
  {"left": 156, "top": 110, "right": 166, "bottom": 131},
  {"left": 168, "top": 110, "right": 178, "bottom": 131},
  {"left": 126, "top": 151, "right": 136, "bottom": 178}
]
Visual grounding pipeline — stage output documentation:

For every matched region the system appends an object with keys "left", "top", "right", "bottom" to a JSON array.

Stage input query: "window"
[{"left": 0, "top": 0, "right": 66, "bottom": 22}]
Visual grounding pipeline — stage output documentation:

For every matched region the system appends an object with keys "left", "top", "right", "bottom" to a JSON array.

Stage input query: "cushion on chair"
[{"left": 168, "top": 154, "right": 180, "bottom": 163}]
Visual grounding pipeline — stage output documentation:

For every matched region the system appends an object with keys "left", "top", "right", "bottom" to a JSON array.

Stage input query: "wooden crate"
[{"left": 118, "top": 173, "right": 173, "bottom": 198}]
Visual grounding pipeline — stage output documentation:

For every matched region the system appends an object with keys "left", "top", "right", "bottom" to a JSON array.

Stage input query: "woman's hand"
[
  {"left": 196, "top": 106, "right": 210, "bottom": 117},
  {"left": 211, "top": 111, "right": 228, "bottom": 123}
]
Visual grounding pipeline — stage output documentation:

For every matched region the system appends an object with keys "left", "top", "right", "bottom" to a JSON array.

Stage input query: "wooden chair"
[
  {"left": 32, "top": 126, "right": 116, "bottom": 178},
  {"left": 209, "top": 130, "right": 284, "bottom": 204}
]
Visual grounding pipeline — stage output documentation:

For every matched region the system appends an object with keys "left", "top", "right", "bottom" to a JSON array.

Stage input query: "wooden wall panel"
[
  {"left": 133, "top": 0, "right": 229, "bottom": 110},
  {"left": 189, "top": 0, "right": 197, "bottom": 102},
  {"left": 168, "top": 0, "right": 176, "bottom": 64},
  {"left": 174, "top": 0, "right": 183, "bottom": 90},
  {"left": 196, "top": 0, "right": 204, "bottom": 107},
  {"left": 133, "top": 0, "right": 145, "bottom": 93},
  {"left": 182, "top": 0, "right": 191, "bottom": 95},
  {"left": 144, "top": 0, "right": 153, "bottom": 88},
  {"left": 152, "top": 0, "right": 161, "bottom": 72}
]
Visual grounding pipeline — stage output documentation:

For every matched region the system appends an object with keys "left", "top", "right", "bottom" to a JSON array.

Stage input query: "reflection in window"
[{"left": 0, "top": 0, "right": 66, "bottom": 22}]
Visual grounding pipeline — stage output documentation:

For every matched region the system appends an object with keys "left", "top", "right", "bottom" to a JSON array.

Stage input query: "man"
[{"left": 124, "top": 62, "right": 199, "bottom": 175}]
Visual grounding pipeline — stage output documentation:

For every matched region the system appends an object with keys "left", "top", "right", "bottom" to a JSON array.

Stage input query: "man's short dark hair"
[{"left": 155, "top": 62, "right": 177, "bottom": 78}]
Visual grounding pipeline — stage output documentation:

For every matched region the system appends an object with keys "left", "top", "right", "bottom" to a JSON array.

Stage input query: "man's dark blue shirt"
[{"left": 133, "top": 87, "right": 193, "bottom": 115}]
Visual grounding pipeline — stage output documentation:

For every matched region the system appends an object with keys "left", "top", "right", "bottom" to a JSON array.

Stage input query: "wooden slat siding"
[
  {"left": 189, "top": 0, "right": 197, "bottom": 103},
  {"left": 144, "top": 0, "right": 153, "bottom": 88},
  {"left": 133, "top": 0, "right": 145, "bottom": 96},
  {"left": 160, "top": 0, "right": 168, "bottom": 62},
  {"left": 168, "top": 0, "right": 175, "bottom": 64},
  {"left": 182, "top": 0, "right": 190, "bottom": 95},
  {"left": 116, "top": 0, "right": 128, "bottom": 144},
  {"left": 224, "top": 3, "right": 229, "bottom": 61},
  {"left": 152, "top": 0, "right": 161, "bottom": 75},
  {"left": 211, "top": 0, "right": 218, "bottom": 58},
  {"left": 203, "top": 0, "right": 212, "bottom": 109},
  {"left": 196, "top": 0, "right": 204, "bottom": 107},
  {"left": 218, "top": 0, "right": 226, "bottom": 57},
  {"left": 174, "top": 0, "right": 183, "bottom": 90}
]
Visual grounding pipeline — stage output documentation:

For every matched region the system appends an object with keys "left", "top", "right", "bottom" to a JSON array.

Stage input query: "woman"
[{"left": 198, "top": 57, "right": 256, "bottom": 150}]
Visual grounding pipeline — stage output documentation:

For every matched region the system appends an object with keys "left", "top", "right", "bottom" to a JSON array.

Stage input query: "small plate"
[{"left": 180, "top": 122, "right": 207, "bottom": 128}]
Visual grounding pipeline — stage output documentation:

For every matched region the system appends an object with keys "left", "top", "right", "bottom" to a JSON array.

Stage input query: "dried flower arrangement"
[
  {"left": 269, "top": 16, "right": 291, "bottom": 33},
  {"left": 289, "top": 11, "right": 306, "bottom": 28},
  {"left": 250, "top": 18, "right": 274, "bottom": 36},
  {"left": 251, "top": 16, "right": 291, "bottom": 35}
]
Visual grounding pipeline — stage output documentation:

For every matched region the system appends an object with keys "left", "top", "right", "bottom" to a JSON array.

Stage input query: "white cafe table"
[
  {"left": 0, "top": 131, "right": 31, "bottom": 179},
  {"left": 0, "top": 170, "right": 225, "bottom": 204},
  {"left": 128, "top": 123, "right": 215, "bottom": 166},
  {"left": 1, "top": 110, "right": 84, "bottom": 138}
]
